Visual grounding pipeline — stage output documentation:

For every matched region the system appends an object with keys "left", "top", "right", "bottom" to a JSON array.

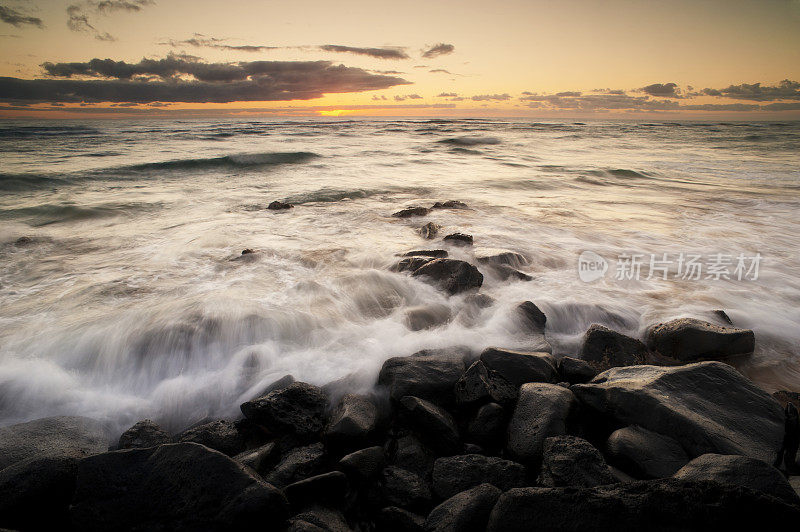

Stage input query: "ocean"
[{"left": 1, "top": 118, "right": 799, "bottom": 434}]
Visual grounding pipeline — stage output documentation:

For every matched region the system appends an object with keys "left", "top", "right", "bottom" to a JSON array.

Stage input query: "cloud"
[
  {"left": 67, "top": 0, "right": 153, "bottom": 41},
  {"left": 3, "top": 55, "right": 410, "bottom": 104},
  {"left": 437, "top": 92, "right": 458, "bottom": 97},
  {"left": 429, "top": 68, "right": 452, "bottom": 74},
  {"left": 592, "top": 88, "right": 626, "bottom": 95},
  {"left": 0, "top": 5, "right": 44, "bottom": 28},
  {"left": 700, "top": 79, "right": 800, "bottom": 101},
  {"left": 640, "top": 82, "right": 681, "bottom": 97},
  {"left": 421, "top": 43, "right": 454, "bottom": 58},
  {"left": 471, "top": 93, "right": 510, "bottom": 101},
  {"left": 394, "top": 93, "right": 422, "bottom": 101},
  {"left": 161, "top": 34, "right": 277, "bottom": 53},
  {"left": 319, "top": 45, "right": 409, "bottom": 60}
]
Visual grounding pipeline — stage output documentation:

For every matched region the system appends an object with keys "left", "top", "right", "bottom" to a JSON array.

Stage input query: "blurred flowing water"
[{"left": 1, "top": 118, "right": 798, "bottom": 433}]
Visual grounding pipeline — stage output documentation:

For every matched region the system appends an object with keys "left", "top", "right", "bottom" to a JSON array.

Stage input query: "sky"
[{"left": 1, "top": 0, "right": 800, "bottom": 118}]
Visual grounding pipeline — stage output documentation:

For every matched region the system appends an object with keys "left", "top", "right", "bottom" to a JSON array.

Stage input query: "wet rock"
[
  {"left": 378, "top": 348, "right": 469, "bottom": 406},
  {"left": 254, "top": 374, "right": 297, "bottom": 397},
  {"left": 485, "top": 480, "right": 800, "bottom": 532},
  {"left": 324, "top": 393, "right": 379, "bottom": 452},
  {"left": 391, "top": 256, "right": 434, "bottom": 273},
  {"left": 572, "top": 362, "right": 784, "bottom": 464},
  {"left": 777, "top": 402, "right": 799, "bottom": 473},
  {"left": 0, "top": 416, "right": 109, "bottom": 470},
  {"left": 419, "top": 222, "right": 441, "bottom": 240},
  {"left": 399, "top": 396, "right": 460, "bottom": 455},
  {"left": 288, "top": 505, "right": 351, "bottom": 532},
  {"left": 605, "top": 425, "right": 689, "bottom": 479},
  {"left": 338, "top": 446, "right": 385, "bottom": 481},
  {"left": 431, "top": 200, "right": 468, "bottom": 209},
  {"left": 378, "top": 506, "right": 425, "bottom": 532},
  {"left": 118, "top": 419, "right": 170, "bottom": 449},
  {"left": 538, "top": 435, "right": 616, "bottom": 487},
  {"left": 285, "top": 471, "right": 349, "bottom": 509},
  {"left": 265, "top": 442, "right": 326, "bottom": 488},
  {"left": 393, "top": 206, "right": 430, "bottom": 218},
  {"left": 507, "top": 383, "right": 577, "bottom": 463},
  {"left": 177, "top": 419, "right": 245, "bottom": 456},
  {"left": 70, "top": 442, "right": 288, "bottom": 532},
  {"left": 464, "top": 293, "right": 494, "bottom": 308},
  {"left": 425, "top": 483, "right": 501, "bottom": 532},
  {"left": 454, "top": 361, "right": 517, "bottom": 406},
  {"left": 432, "top": 454, "right": 527, "bottom": 499},
  {"left": 558, "top": 357, "right": 598, "bottom": 384},
  {"left": 466, "top": 402, "right": 506, "bottom": 448},
  {"left": 579, "top": 324, "right": 649, "bottom": 370},
  {"left": 712, "top": 309, "right": 734, "bottom": 325},
  {"left": 14, "top": 236, "right": 34, "bottom": 246},
  {"left": 404, "top": 304, "right": 452, "bottom": 331},
  {"left": 673, "top": 453, "right": 799, "bottom": 505},
  {"left": 411, "top": 258, "right": 483, "bottom": 295},
  {"left": 516, "top": 301, "right": 546, "bottom": 332},
  {"left": 390, "top": 434, "right": 436, "bottom": 476},
  {"left": 268, "top": 200, "right": 293, "bottom": 210},
  {"left": 241, "top": 248, "right": 256, "bottom": 255},
  {"left": 479, "top": 347, "right": 558, "bottom": 386},
  {"left": 646, "top": 317, "right": 755, "bottom": 361},
  {"left": 442, "top": 233, "right": 473, "bottom": 246},
  {"left": 234, "top": 442, "right": 277, "bottom": 475},
  {"left": 773, "top": 390, "right": 800, "bottom": 410},
  {"left": 403, "top": 249, "right": 448, "bottom": 258},
  {"left": 486, "top": 264, "right": 532, "bottom": 281},
  {"left": 476, "top": 251, "right": 528, "bottom": 268},
  {"left": 240, "top": 382, "right": 329, "bottom": 437},
  {"left": 381, "top": 466, "right": 433, "bottom": 511}
]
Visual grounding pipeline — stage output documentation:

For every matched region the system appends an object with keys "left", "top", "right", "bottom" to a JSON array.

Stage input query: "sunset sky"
[{"left": 1, "top": 0, "right": 800, "bottom": 118}]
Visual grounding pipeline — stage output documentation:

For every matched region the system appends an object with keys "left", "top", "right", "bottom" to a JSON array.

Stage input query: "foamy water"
[{"left": 1, "top": 118, "right": 799, "bottom": 434}]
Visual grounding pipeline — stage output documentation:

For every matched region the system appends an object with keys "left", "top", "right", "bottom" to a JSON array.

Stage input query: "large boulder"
[
  {"left": 538, "top": 436, "right": 616, "bottom": 488},
  {"left": 454, "top": 361, "right": 517, "bottom": 406},
  {"left": 516, "top": 301, "right": 546, "bottom": 333},
  {"left": 399, "top": 396, "right": 460, "bottom": 455},
  {"left": 177, "top": 419, "right": 245, "bottom": 457},
  {"left": 265, "top": 442, "right": 326, "bottom": 488},
  {"left": 411, "top": 259, "right": 483, "bottom": 295},
  {"left": 646, "top": 317, "right": 755, "bottom": 361},
  {"left": 234, "top": 442, "right": 277, "bottom": 475},
  {"left": 424, "top": 483, "right": 501, "bottom": 532},
  {"left": 118, "top": 419, "right": 171, "bottom": 449},
  {"left": 579, "top": 324, "right": 649, "bottom": 369},
  {"left": 506, "top": 384, "right": 577, "bottom": 463},
  {"left": 479, "top": 348, "right": 558, "bottom": 387},
  {"left": 378, "top": 348, "right": 469, "bottom": 406},
  {"left": 70, "top": 442, "right": 288, "bottom": 532},
  {"left": 378, "top": 506, "right": 425, "bottom": 532},
  {"left": 0, "top": 416, "right": 109, "bottom": 470},
  {"left": 486, "top": 480, "right": 800, "bottom": 532},
  {"left": 465, "top": 403, "right": 506, "bottom": 448},
  {"left": 338, "top": 446, "right": 385, "bottom": 481},
  {"left": 572, "top": 362, "right": 784, "bottom": 464},
  {"left": 287, "top": 505, "right": 351, "bottom": 532},
  {"left": 432, "top": 454, "right": 527, "bottom": 499},
  {"left": 381, "top": 466, "right": 433, "bottom": 511},
  {"left": 324, "top": 393, "right": 380, "bottom": 452},
  {"left": 558, "top": 357, "right": 598, "bottom": 384},
  {"left": 240, "top": 382, "right": 328, "bottom": 437},
  {"left": 390, "top": 433, "right": 436, "bottom": 476},
  {"left": 673, "top": 453, "right": 799, "bottom": 505},
  {"left": 284, "top": 471, "right": 348, "bottom": 509},
  {"left": 605, "top": 425, "right": 689, "bottom": 479},
  {"left": 405, "top": 304, "right": 452, "bottom": 331}
]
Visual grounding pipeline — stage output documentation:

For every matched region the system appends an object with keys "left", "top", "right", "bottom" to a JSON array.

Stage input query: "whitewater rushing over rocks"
[{"left": 1, "top": 118, "right": 800, "bottom": 437}]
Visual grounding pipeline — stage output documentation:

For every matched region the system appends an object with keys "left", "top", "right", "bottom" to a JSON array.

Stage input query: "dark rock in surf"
[
  {"left": 378, "top": 348, "right": 470, "bottom": 406},
  {"left": 241, "top": 248, "right": 256, "bottom": 255},
  {"left": 538, "top": 435, "right": 616, "bottom": 488},
  {"left": 712, "top": 309, "right": 734, "bottom": 325},
  {"left": 646, "top": 317, "right": 755, "bottom": 362},
  {"left": 398, "top": 396, "right": 460, "bottom": 455},
  {"left": 381, "top": 466, "right": 433, "bottom": 511},
  {"left": 486, "top": 263, "right": 532, "bottom": 281},
  {"left": 432, "top": 454, "right": 527, "bottom": 499},
  {"left": 605, "top": 425, "right": 689, "bottom": 479},
  {"left": 268, "top": 200, "right": 293, "bottom": 210},
  {"left": 391, "top": 256, "right": 434, "bottom": 273},
  {"left": 177, "top": 419, "right": 245, "bottom": 457},
  {"left": 240, "top": 382, "right": 328, "bottom": 437},
  {"left": 378, "top": 506, "right": 425, "bottom": 532},
  {"left": 431, "top": 200, "right": 468, "bottom": 210},
  {"left": 411, "top": 258, "right": 483, "bottom": 295},
  {"left": 442, "top": 233, "right": 473, "bottom": 246},
  {"left": 419, "top": 222, "right": 441, "bottom": 239},
  {"left": 558, "top": 357, "right": 598, "bottom": 384},
  {"left": 476, "top": 251, "right": 528, "bottom": 268},
  {"left": 773, "top": 390, "right": 800, "bottom": 410},
  {"left": 579, "top": 324, "right": 649, "bottom": 370},
  {"left": 466, "top": 402, "right": 507, "bottom": 448},
  {"left": 506, "top": 383, "right": 577, "bottom": 463},
  {"left": 403, "top": 249, "right": 448, "bottom": 258},
  {"left": 324, "top": 393, "right": 380, "bottom": 452},
  {"left": 404, "top": 304, "right": 452, "bottom": 331},
  {"left": 14, "top": 236, "right": 34, "bottom": 246},
  {"left": 455, "top": 361, "right": 517, "bottom": 406},
  {"left": 425, "top": 483, "right": 501, "bottom": 532},
  {"left": 118, "top": 419, "right": 170, "bottom": 449},
  {"left": 393, "top": 206, "right": 430, "bottom": 218},
  {"left": 254, "top": 374, "right": 297, "bottom": 398},
  {"left": 338, "top": 446, "right": 385, "bottom": 481},
  {"left": 265, "top": 442, "right": 326, "bottom": 488},
  {"left": 479, "top": 347, "right": 558, "bottom": 387},
  {"left": 284, "top": 471, "right": 348, "bottom": 509},
  {"left": 517, "top": 301, "right": 546, "bottom": 333},
  {"left": 70, "top": 442, "right": 288, "bottom": 532}
]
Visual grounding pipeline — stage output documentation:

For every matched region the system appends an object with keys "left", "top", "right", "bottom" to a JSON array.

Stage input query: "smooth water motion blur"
[{"left": 1, "top": 118, "right": 799, "bottom": 434}]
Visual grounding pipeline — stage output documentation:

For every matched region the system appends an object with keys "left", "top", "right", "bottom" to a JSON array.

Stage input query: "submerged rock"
[
  {"left": 118, "top": 419, "right": 171, "bottom": 449},
  {"left": 476, "top": 251, "right": 528, "bottom": 268},
  {"left": 442, "top": 233, "right": 473, "bottom": 246},
  {"left": 646, "top": 317, "right": 755, "bottom": 361},
  {"left": 425, "top": 483, "right": 501, "bottom": 532},
  {"left": 411, "top": 258, "right": 483, "bottom": 295},
  {"left": 402, "top": 249, "right": 448, "bottom": 258},
  {"left": 432, "top": 454, "right": 527, "bottom": 499},
  {"left": 431, "top": 200, "right": 468, "bottom": 209},
  {"left": 605, "top": 425, "right": 689, "bottom": 479},
  {"left": 419, "top": 222, "right": 441, "bottom": 239},
  {"left": 506, "top": 383, "right": 577, "bottom": 463},
  {"left": 579, "top": 324, "right": 649, "bottom": 369},
  {"left": 486, "top": 264, "right": 532, "bottom": 281},
  {"left": 393, "top": 206, "right": 430, "bottom": 218},
  {"left": 391, "top": 256, "right": 434, "bottom": 273},
  {"left": 267, "top": 200, "right": 293, "bottom": 210},
  {"left": 240, "top": 382, "right": 328, "bottom": 437},
  {"left": 516, "top": 301, "right": 546, "bottom": 332},
  {"left": 404, "top": 304, "right": 452, "bottom": 331},
  {"left": 538, "top": 435, "right": 616, "bottom": 488}
]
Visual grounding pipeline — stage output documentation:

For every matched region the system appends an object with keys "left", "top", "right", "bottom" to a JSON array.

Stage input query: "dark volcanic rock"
[
  {"left": 488, "top": 264, "right": 532, "bottom": 282},
  {"left": 538, "top": 435, "right": 616, "bottom": 488},
  {"left": 673, "top": 453, "right": 799, "bottom": 505},
  {"left": 378, "top": 348, "right": 469, "bottom": 405},
  {"left": 390, "top": 433, "right": 436, "bottom": 476},
  {"left": 442, "top": 233, "right": 473, "bottom": 246},
  {"left": 177, "top": 419, "right": 245, "bottom": 456},
  {"left": 241, "top": 248, "right": 256, "bottom": 255},
  {"left": 285, "top": 471, "right": 348, "bottom": 509},
  {"left": 425, "top": 483, "right": 501, "bottom": 532},
  {"left": 118, "top": 419, "right": 171, "bottom": 449},
  {"left": 288, "top": 505, "right": 351, "bottom": 532},
  {"left": 70, "top": 442, "right": 288, "bottom": 532},
  {"left": 378, "top": 506, "right": 425, "bottom": 532},
  {"left": 431, "top": 200, "right": 468, "bottom": 209},
  {"left": 485, "top": 480, "right": 800, "bottom": 532},
  {"left": 579, "top": 324, "right": 649, "bottom": 370},
  {"left": 256, "top": 374, "right": 297, "bottom": 396},
  {"left": 572, "top": 362, "right": 784, "bottom": 464},
  {"left": 399, "top": 396, "right": 460, "bottom": 454},
  {"left": 381, "top": 466, "right": 433, "bottom": 511},
  {"left": 507, "top": 383, "right": 577, "bottom": 463},
  {"left": 454, "top": 361, "right": 517, "bottom": 406},
  {"left": 240, "top": 382, "right": 328, "bottom": 437},
  {"left": 778, "top": 402, "right": 799, "bottom": 473},
  {"left": 392, "top": 256, "right": 434, "bottom": 273},
  {"left": 268, "top": 200, "right": 293, "bottom": 210},
  {"left": 324, "top": 393, "right": 379, "bottom": 452},
  {"left": 338, "top": 446, "right": 385, "bottom": 481},
  {"left": 0, "top": 416, "right": 109, "bottom": 470},
  {"left": 265, "top": 442, "right": 326, "bottom": 488},
  {"left": 403, "top": 249, "right": 448, "bottom": 258},
  {"left": 466, "top": 402, "right": 506, "bottom": 448},
  {"left": 773, "top": 390, "right": 800, "bottom": 410},
  {"left": 419, "top": 222, "right": 441, "bottom": 240},
  {"left": 393, "top": 206, "right": 430, "bottom": 218},
  {"left": 712, "top": 309, "right": 734, "bottom": 325},
  {"left": 558, "top": 356, "right": 598, "bottom": 384},
  {"left": 234, "top": 442, "right": 277, "bottom": 475},
  {"left": 646, "top": 317, "right": 755, "bottom": 361},
  {"left": 432, "top": 454, "right": 527, "bottom": 499},
  {"left": 476, "top": 251, "right": 528, "bottom": 268},
  {"left": 404, "top": 304, "right": 452, "bottom": 331},
  {"left": 605, "top": 425, "right": 689, "bottom": 479},
  {"left": 480, "top": 347, "right": 558, "bottom": 386},
  {"left": 411, "top": 258, "right": 483, "bottom": 295},
  {"left": 516, "top": 301, "right": 546, "bottom": 332}
]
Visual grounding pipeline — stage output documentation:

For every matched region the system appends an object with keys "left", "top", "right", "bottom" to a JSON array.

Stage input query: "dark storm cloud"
[
  {"left": 0, "top": 5, "right": 44, "bottom": 28},
  {"left": 421, "top": 43, "right": 454, "bottom": 58},
  {"left": 640, "top": 82, "right": 681, "bottom": 97},
  {"left": 700, "top": 79, "right": 800, "bottom": 101},
  {"left": 2, "top": 56, "right": 410, "bottom": 104},
  {"left": 319, "top": 45, "right": 409, "bottom": 60},
  {"left": 161, "top": 34, "right": 278, "bottom": 53},
  {"left": 67, "top": 0, "right": 153, "bottom": 41},
  {"left": 471, "top": 93, "right": 510, "bottom": 101}
]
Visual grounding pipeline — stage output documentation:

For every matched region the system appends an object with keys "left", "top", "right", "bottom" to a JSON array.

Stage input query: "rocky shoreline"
[{"left": 1, "top": 202, "right": 799, "bottom": 531}]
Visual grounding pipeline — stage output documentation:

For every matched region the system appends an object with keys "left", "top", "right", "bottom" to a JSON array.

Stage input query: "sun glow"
[{"left": 318, "top": 109, "right": 348, "bottom": 117}]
